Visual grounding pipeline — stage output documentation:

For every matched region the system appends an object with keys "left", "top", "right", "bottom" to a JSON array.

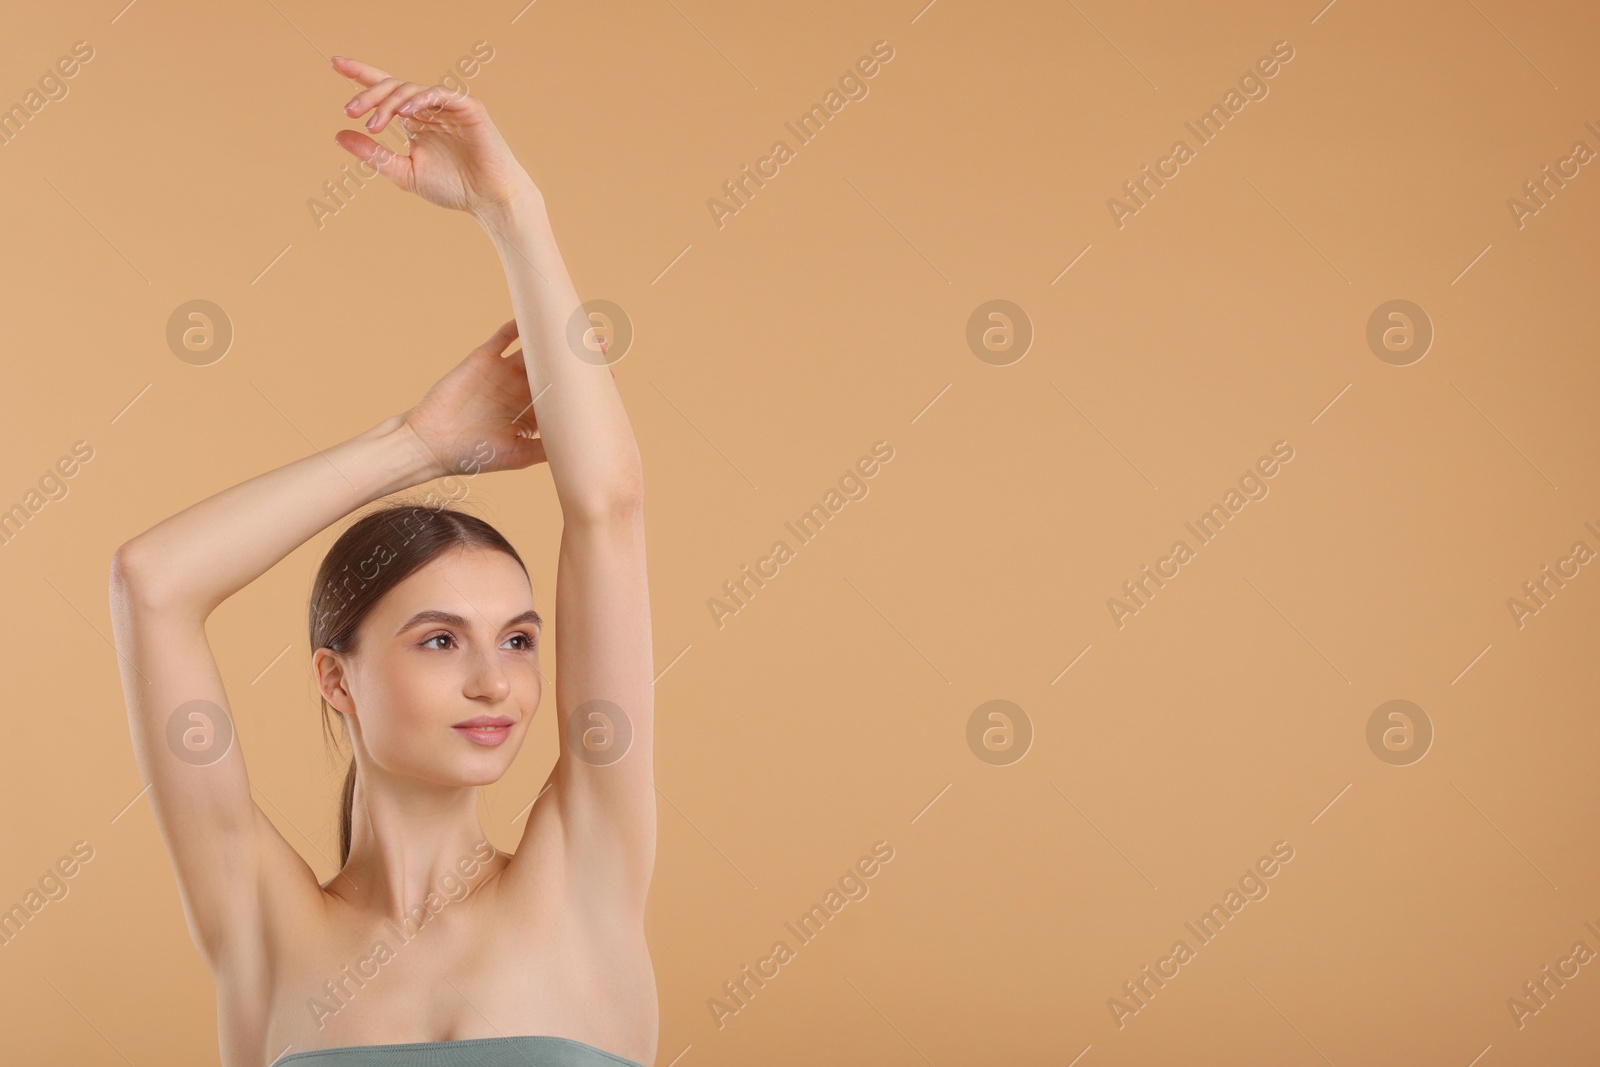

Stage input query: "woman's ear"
[{"left": 313, "top": 647, "right": 356, "bottom": 718}]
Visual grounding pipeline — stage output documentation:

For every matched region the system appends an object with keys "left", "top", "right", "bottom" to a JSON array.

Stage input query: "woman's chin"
[{"left": 452, "top": 738, "right": 522, "bottom": 783}]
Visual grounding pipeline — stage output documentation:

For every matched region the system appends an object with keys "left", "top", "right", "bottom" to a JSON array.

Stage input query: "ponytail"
[{"left": 338, "top": 759, "right": 357, "bottom": 866}]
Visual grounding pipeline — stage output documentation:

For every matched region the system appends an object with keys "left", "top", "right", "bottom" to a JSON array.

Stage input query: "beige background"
[{"left": 1, "top": 0, "right": 1597, "bottom": 1064}]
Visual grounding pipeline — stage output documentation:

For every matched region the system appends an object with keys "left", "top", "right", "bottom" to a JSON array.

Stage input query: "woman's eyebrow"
[
  {"left": 397, "top": 608, "right": 542, "bottom": 635},
  {"left": 505, "top": 609, "right": 543, "bottom": 630}
]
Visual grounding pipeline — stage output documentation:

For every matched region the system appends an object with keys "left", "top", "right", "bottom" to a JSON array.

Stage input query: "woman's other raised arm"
[
  {"left": 109, "top": 413, "right": 442, "bottom": 971},
  {"left": 339, "top": 58, "right": 654, "bottom": 920}
]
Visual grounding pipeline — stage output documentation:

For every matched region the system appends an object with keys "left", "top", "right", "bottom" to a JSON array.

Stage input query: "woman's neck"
[{"left": 331, "top": 771, "right": 504, "bottom": 921}]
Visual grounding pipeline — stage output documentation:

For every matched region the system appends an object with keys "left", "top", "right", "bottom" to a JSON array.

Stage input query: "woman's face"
[{"left": 323, "top": 544, "right": 542, "bottom": 787}]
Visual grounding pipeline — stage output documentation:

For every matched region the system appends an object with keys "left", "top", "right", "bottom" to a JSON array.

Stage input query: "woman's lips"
[{"left": 452, "top": 723, "right": 512, "bottom": 746}]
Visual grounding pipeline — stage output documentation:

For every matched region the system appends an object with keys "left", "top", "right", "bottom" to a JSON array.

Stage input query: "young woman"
[{"left": 109, "top": 56, "right": 657, "bottom": 1067}]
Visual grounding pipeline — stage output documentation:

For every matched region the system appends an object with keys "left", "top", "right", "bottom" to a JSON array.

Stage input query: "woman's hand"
[
  {"left": 331, "top": 55, "right": 538, "bottom": 217},
  {"left": 401, "top": 320, "right": 618, "bottom": 480},
  {"left": 401, "top": 319, "right": 548, "bottom": 479}
]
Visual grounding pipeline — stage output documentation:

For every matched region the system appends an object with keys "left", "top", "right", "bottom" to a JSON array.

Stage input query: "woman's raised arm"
[
  {"left": 109, "top": 321, "right": 542, "bottom": 971},
  {"left": 336, "top": 58, "right": 643, "bottom": 516},
  {"left": 113, "top": 415, "right": 439, "bottom": 616},
  {"left": 335, "top": 57, "right": 655, "bottom": 918},
  {"left": 108, "top": 413, "right": 439, "bottom": 972}
]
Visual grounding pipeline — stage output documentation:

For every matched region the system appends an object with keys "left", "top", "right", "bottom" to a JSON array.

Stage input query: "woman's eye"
[{"left": 422, "top": 632, "right": 535, "bottom": 651}]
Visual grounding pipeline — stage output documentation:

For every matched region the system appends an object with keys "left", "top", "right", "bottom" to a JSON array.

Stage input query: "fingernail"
[
  {"left": 366, "top": 115, "right": 379, "bottom": 129},
  {"left": 345, "top": 97, "right": 360, "bottom": 111}
]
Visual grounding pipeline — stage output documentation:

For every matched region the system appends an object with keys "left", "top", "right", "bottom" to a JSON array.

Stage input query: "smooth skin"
[{"left": 109, "top": 57, "right": 655, "bottom": 1067}]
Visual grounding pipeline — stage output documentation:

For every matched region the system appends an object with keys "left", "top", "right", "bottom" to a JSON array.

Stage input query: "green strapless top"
[{"left": 273, "top": 1035, "right": 649, "bottom": 1067}]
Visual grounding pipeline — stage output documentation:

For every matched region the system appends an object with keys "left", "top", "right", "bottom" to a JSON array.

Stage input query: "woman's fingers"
[
  {"left": 331, "top": 129, "right": 414, "bottom": 190},
  {"left": 481, "top": 318, "right": 520, "bottom": 354},
  {"left": 364, "top": 82, "right": 436, "bottom": 134},
  {"left": 503, "top": 433, "right": 548, "bottom": 470},
  {"left": 343, "top": 75, "right": 398, "bottom": 113},
  {"left": 395, "top": 84, "right": 480, "bottom": 122},
  {"left": 330, "top": 56, "right": 394, "bottom": 89}
]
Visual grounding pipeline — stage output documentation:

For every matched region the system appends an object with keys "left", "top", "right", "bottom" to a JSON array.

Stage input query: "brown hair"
[{"left": 308, "top": 502, "right": 529, "bottom": 867}]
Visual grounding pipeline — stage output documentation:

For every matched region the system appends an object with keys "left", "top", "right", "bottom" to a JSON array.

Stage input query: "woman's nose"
[{"left": 465, "top": 648, "right": 511, "bottom": 700}]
